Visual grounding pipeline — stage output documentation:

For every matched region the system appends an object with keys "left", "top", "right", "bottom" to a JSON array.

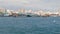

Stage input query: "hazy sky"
[{"left": 0, "top": 0, "right": 60, "bottom": 10}]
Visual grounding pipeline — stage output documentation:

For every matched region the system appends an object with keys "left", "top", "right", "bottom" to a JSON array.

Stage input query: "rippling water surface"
[{"left": 0, "top": 17, "right": 60, "bottom": 34}]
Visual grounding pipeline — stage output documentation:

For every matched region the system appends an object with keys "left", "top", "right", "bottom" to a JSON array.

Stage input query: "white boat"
[{"left": 4, "top": 14, "right": 9, "bottom": 16}]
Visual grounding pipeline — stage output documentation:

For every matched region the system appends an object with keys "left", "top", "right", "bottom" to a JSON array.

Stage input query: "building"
[
  {"left": 18, "top": 9, "right": 25, "bottom": 14},
  {"left": 0, "top": 8, "right": 6, "bottom": 16}
]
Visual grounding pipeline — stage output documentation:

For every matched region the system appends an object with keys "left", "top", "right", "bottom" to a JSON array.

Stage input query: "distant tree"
[
  {"left": 0, "top": 12, "right": 4, "bottom": 16},
  {"left": 0, "top": 12, "right": 3, "bottom": 14}
]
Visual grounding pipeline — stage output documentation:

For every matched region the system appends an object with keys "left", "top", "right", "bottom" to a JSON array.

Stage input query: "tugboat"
[{"left": 26, "top": 15, "right": 32, "bottom": 17}]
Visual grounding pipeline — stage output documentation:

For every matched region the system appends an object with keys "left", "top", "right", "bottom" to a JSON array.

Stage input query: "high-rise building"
[{"left": 18, "top": 8, "right": 25, "bottom": 14}]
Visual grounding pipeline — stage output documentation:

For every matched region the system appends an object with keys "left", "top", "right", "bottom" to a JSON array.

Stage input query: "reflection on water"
[{"left": 0, "top": 17, "right": 60, "bottom": 34}]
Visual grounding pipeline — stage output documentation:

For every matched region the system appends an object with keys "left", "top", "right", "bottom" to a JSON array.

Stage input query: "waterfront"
[{"left": 0, "top": 17, "right": 60, "bottom": 34}]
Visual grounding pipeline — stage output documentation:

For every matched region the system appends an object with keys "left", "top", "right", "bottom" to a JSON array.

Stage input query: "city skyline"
[{"left": 0, "top": 0, "right": 60, "bottom": 10}]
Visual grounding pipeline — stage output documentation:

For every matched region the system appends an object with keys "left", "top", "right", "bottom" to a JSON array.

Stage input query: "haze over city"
[
  {"left": 0, "top": 0, "right": 60, "bottom": 34},
  {"left": 0, "top": 0, "right": 60, "bottom": 10}
]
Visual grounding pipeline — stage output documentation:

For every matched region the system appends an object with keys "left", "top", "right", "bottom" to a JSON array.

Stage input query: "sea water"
[{"left": 0, "top": 17, "right": 60, "bottom": 34}]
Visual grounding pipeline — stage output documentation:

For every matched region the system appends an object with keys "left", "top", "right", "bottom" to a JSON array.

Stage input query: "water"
[{"left": 0, "top": 17, "right": 60, "bottom": 34}]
